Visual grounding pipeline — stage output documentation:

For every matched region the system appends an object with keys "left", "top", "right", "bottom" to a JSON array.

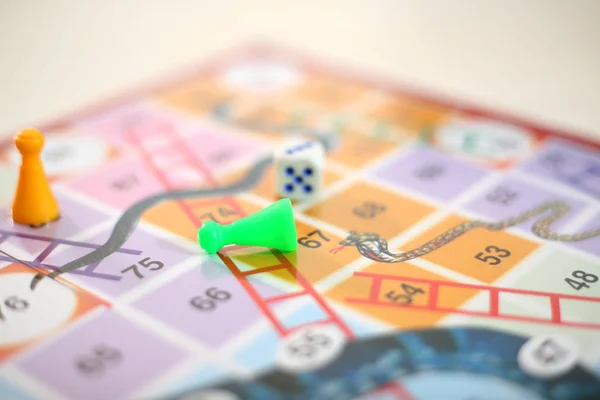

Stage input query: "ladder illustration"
[
  {"left": 347, "top": 272, "right": 600, "bottom": 330},
  {"left": 122, "top": 112, "right": 245, "bottom": 225},
  {"left": 122, "top": 112, "right": 353, "bottom": 338},
  {"left": 219, "top": 246, "right": 354, "bottom": 338},
  {"left": 0, "top": 229, "right": 142, "bottom": 281}
]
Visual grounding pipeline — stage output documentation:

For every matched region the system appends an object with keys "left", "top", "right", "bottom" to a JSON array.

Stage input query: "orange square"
[
  {"left": 401, "top": 214, "right": 540, "bottom": 283},
  {"left": 143, "top": 197, "right": 261, "bottom": 242},
  {"left": 326, "top": 262, "right": 477, "bottom": 329},
  {"left": 234, "top": 102, "right": 308, "bottom": 130},
  {"left": 368, "top": 96, "right": 450, "bottom": 136},
  {"left": 328, "top": 130, "right": 399, "bottom": 169},
  {"left": 289, "top": 76, "right": 369, "bottom": 109},
  {"left": 305, "top": 181, "right": 434, "bottom": 240},
  {"left": 293, "top": 220, "right": 361, "bottom": 283},
  {"left": 224, "top": 220, "right": 360, "bottom": 286},
  {"left": 157, "top": 77, "right": 234, "bottom": 117},
  {"left": 0, "top": 264, "right": 104, "bottom": 360}
]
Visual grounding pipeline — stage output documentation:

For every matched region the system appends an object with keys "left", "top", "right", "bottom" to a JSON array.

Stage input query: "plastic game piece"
[
  {"left": 274, "top": 139, "right": 324, "bottom": 201},
  {"left": 197, "top": 198, "right": 297, "bottom": 254},
  {"left": 11, "top": 128, "right": 60, "bottom": 227}
]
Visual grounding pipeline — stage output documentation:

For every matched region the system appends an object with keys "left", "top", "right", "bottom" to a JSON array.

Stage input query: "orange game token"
[{"left": 11, "top": 128, "right": 60, "bottom": 226}]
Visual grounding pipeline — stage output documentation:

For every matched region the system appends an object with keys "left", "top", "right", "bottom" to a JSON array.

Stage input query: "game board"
[{"left": 0, "top": 43, "right": 600, "bottom": 400}]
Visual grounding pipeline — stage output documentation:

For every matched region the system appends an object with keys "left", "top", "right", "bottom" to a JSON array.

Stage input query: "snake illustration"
[
  {"left": 337, "top": 200, "right": 600, "bottom": 263},
  {"left": 25, "top": 103, "right": 599, "bottom": 287}
]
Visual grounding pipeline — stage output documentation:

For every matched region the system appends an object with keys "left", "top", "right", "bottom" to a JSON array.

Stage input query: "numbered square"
[
  {"left": 289, "top": 75, "right": 369, "bottom": 109},
  {"left": 328, "top": 130, "right": 399, "bottom": 169},
  {"left": 0, "top": 264, "right": 104, "bottom": 361},
  {"left": 366, "top": 95, "right": 450, "bottom": 136},
  {"left": 76, "top": 101, "right": 201, "bottom": 151},
  {"left": 66, "top": 156, "right": 174, "bottom": 210},
  {"left": 132, "top": 258, "right": 281, "bottom": 348},
  {"left": 43, "top": 225, "right": 194, "bottom": 298},
  {"left": 326, "top": 262, "right": 476, "bottom": 329},
  {"left": 371, "top": 147, "right": 489, "bottom": 203},
  {"left": 519, "top": 138, "right": 600, "bottom": 199},
  {"left": 143, "top": 198, "right": 262, "bottom": 243},
  {"left": 17, "top": 310, "right": 188, "bottom": 400},
  {"left": 181, "top": 128, "right": 269, "bottom": 174},
  {"left": 401, "top": 214, "right": 539, "bottom": 283},
  {"left": 508, "top": 250, "right": 600, "bottom": 326},
  {"left": 463, "top": 176, "right": 589, "bottom": 233},
  {"left": 157, "top": 77, "right": 235, "bottom": 117},
  {"left": 226, "top": 220, "right": 360, "bottom": 286},
  {"left": 0, "top": 191, "right": 110, "bottom": 241},
  {"left": 304, "top": 181, "right": 435, "bottom": 240}
]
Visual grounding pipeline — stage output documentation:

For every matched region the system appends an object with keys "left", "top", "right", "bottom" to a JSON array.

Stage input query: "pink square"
[
  {"left": 183, "top": 129, "right": 268, "bottom": 173},
  {"left": 75, "top": 101, "right": 201, "bottom": 151},
  {"left": 65, "top": 157, "right": 168, "bottom": 211}
]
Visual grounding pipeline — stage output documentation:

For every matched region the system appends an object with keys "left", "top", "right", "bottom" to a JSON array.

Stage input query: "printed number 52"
[{"left": 475, "top": 245, "right": 511, "bottom": 266}]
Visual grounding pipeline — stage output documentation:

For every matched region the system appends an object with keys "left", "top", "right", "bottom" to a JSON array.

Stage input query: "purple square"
[
  {"left": 43, "top": 225, "right": 195, "bottom": 297},
  {"left": 463, "top": 176, "right": 589, "bottom": 232},
  {"left": 17, "top": 310, "right": 188, "bottom": 400},
  {"left": 569, "top": 212, "right": 600, "bottom": 257},
  {"left": 519, "top": 139, "right": 600, "bottom": 198},
  {"left": 372, "top": 147, "right": 489, "bottom": 201},
  {"left": 0, "top": 191, "right": 109, "bottom": 240},
  {"left": 133, "top": 258, "right": 281, "bottom": 348}
]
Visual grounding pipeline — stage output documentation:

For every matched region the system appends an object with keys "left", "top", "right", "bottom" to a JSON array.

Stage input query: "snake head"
[{"left": 340, "top": 230, "right": 360, "bottom": 246}]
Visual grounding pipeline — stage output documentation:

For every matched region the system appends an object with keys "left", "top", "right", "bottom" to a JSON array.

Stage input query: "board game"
[{"left": 0, "top": 43, "right": 600, "bottom": 400}]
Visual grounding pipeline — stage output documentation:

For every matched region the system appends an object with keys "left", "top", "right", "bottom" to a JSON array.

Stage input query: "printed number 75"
[{"left": 475, "top": 245, "right": 511, "bottom": 265}]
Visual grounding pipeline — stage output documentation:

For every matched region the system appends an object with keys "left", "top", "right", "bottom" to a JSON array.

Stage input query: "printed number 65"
[{"left": 475, "top": 245, "right": 511, "bottom": 266}]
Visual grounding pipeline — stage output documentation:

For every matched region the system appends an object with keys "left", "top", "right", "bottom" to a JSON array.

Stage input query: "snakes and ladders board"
[{"left": 0, "top": 44, "right": 600, "bottom": 400}]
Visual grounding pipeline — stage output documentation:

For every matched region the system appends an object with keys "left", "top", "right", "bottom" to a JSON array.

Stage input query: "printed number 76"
[{"left": 475, "top": 245, "right": 511, "bottom": 265}]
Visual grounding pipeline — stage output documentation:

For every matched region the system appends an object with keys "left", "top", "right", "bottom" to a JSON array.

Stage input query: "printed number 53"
[{"left": 475, "top": 245, "right": 511, "bottom": 266}]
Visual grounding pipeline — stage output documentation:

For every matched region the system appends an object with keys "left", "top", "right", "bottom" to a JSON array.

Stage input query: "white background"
[{"left": 0, "top": 0, "right": 599, "bottom": 142}]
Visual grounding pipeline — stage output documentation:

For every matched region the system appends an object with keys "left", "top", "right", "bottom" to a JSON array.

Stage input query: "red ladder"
[
  {"left": 347, "top": 271, "right": 600, "bottom": 330},
  {"left": 220, "top": 246, "right": 353, "bottom": 338},
  {"left": 122, "top": 113, "right": 245, "bottom": 224}
]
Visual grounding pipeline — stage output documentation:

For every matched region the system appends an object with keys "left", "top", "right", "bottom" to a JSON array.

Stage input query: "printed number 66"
[{"left": 475, "top": 245, "right": 511, "bottom": 266}]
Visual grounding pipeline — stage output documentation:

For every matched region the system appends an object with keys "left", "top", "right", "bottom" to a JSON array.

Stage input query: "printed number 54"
[{"left": 475, "top": 245, "right": 511, "bottom": 266}]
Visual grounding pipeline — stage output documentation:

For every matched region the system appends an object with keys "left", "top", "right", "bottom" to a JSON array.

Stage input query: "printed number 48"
[
  {"left": 475, "top": 245, "right": 511, "bottom": 266},
  {"left": 565, "top": 270, "right": 598, "bottom": 291}
]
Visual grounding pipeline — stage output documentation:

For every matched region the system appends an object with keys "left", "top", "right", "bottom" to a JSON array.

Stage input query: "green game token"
[{"left": 197, "top": 198, "right": 298, "bottom": 254}]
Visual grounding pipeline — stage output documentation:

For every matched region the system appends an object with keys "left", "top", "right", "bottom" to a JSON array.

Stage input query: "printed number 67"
[{"left": 475, "top": 245, "right": 511, "bottom": 266}]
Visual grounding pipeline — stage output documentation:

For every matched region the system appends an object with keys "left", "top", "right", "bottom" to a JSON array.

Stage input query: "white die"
[{"left": 275, "top": 139, "right": 325, "bottom": 201}]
